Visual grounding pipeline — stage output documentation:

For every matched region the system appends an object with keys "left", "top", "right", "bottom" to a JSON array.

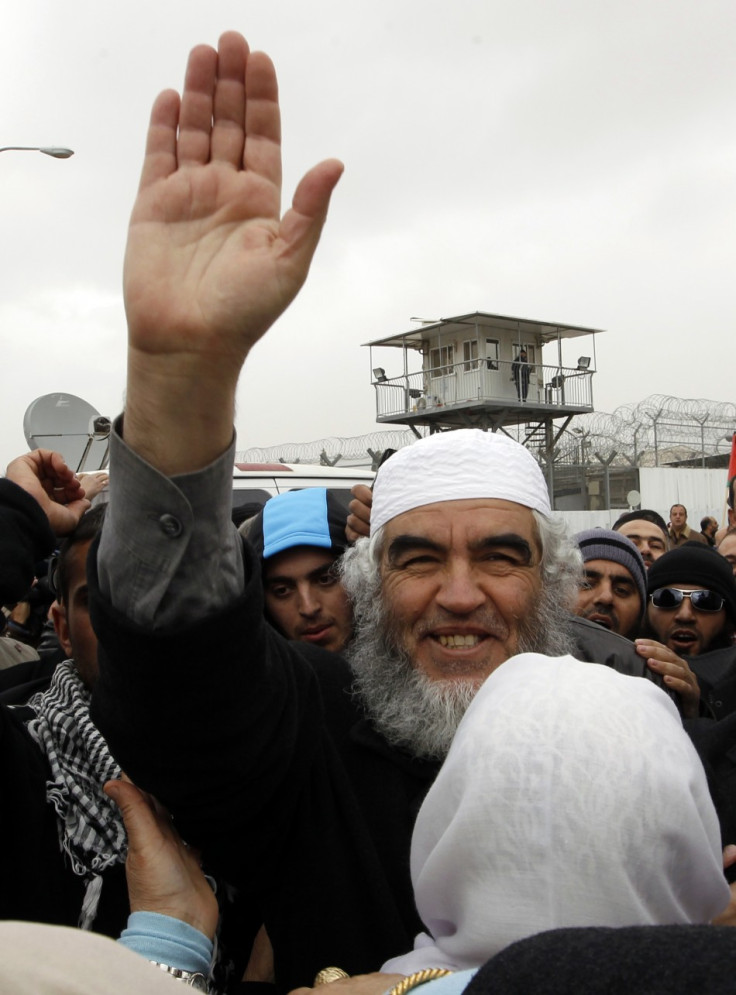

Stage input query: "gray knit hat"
[{"left": 575, "top": 528, "right": 647, "bottom": 614}]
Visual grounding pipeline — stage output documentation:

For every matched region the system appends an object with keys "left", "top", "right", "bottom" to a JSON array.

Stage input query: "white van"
[{"left": 231, "top": 462, "right": 375, "bottom": 523}]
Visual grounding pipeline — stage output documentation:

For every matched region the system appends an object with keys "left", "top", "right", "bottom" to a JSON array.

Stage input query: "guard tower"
[{"left": 365, "top": 311, "right": 601, "bottom": 446}]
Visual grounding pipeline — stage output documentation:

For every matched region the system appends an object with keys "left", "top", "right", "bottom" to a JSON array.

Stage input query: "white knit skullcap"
[{"left": 370, "top": 429, "right": 551, "bottom": 535}]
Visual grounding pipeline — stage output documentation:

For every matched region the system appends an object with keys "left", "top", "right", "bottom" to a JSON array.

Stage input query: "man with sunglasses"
[{"left": 644, "top": 545, "right": 736, "bottom": 659}]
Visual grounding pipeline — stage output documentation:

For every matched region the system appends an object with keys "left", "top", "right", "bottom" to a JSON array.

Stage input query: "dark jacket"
[
  {"left": 689, "top": 645, "right": 736, "bottom": 721},
  {"left": 0, "top": 482, "right": 130, "bottom": 932},
  {"left": 0, "top": 479, "right": 56, "bottom": 606},
  {"left": 90, "top": 537, "right": 669, "bottom": 992},
  {"left": 465, "top": 925, "right": 736, "bottom": 995}
]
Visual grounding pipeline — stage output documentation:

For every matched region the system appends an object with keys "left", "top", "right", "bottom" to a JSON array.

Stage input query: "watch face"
[{"left": 188, "top": 975, "right": 209, "bottom": 992}]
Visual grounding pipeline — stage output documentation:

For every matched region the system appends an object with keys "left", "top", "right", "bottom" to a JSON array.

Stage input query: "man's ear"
[{"left": 51, "top": 600, "right": 73, "bottom": 658}]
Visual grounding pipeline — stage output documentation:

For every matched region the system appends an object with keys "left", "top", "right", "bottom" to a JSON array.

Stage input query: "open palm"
[{"left": 124, "top": 32, "right": 342, "bottom": 368}]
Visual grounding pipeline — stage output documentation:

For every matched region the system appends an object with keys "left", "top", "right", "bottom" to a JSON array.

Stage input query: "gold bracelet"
[{"left": 387, "top": 968, "right": 453, "bottom": 995}]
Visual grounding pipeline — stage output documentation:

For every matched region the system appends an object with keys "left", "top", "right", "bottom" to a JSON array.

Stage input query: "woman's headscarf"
[{"left": 383, "top": 654, "right": 729, "bottom": 973}]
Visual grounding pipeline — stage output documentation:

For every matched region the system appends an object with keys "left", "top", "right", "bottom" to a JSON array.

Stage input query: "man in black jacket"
[
  {"left": 0, "top": 455, "right": 132, "bottom": 932},
  {"left": 88, "top": 31, "right": 698, "bottom": 991}
]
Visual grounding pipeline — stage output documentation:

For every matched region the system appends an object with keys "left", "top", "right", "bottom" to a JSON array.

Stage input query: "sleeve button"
[{"left": 158, "top": 513, "right": 183, "bottom": 538}]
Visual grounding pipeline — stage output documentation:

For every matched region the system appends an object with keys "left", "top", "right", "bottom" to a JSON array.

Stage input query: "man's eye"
[
  {"left": 483, "top": 551, "right": 519, "bottom": 563},
  {"left": 318, "top": 572, "right": 338, "bottom": 587},
  {"left": 400, "top": 555, "right": 439, "bottom": 568},
  {"left": 269, "top": 585, "right": 291, "bottom": 599},
  {"left": 614, "top": 586, "right": 634, "bottom": 598}
]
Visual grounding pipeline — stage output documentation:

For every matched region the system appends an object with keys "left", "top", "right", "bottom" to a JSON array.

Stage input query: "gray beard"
[{"left": 346, "top": 583, "right": 576, "bottom": 762}]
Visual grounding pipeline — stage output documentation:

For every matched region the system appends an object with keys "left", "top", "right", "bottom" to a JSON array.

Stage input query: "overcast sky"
[{"left": 1, "top": 0, "right": 734, "bottom": 472}]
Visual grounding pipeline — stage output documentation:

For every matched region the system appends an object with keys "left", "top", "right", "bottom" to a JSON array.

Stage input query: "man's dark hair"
[
  {"left": 53, "top": 505, "right": 106, "bottom": 604},
  {"left": 701, "top": 516, "right": 715, "bottom": 532},
  {"left": 612, "top": 509, "right": 669, "bottom": 541}
]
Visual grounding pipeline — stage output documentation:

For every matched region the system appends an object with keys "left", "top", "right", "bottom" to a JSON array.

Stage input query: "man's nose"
[
  {"left": 297, "top": 585, "right": 321, "bottom": 617},
  {"left": 674, "top": 595, "right": 695, "bottom": 622},
  {"left": 595, "top": 580, "right": 614, "bottom": 605},
  {"left": 435, "top": 563, "right": 487, "bottom": 614}
]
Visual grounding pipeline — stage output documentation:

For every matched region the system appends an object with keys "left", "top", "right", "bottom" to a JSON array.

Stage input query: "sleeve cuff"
[{"left": 118, "top": 911, "right": 212, "bottom": 975}]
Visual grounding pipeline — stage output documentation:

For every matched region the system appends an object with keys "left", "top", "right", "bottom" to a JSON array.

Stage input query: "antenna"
[{"left": 23, "top": 393, "right": 111, "bottom": 472}]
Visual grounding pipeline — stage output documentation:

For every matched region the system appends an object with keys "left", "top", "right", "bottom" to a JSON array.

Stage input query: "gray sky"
[{"left": 1, "top": 0, "right": 734, "bottom": 472}]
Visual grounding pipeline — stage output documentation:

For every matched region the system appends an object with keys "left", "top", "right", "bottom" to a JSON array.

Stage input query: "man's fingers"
[
  {"left": 211, "top": 31, "right": 249, "bottom": 167},
  {"left": 104, "top": 779, "right": 166, "bottom": 851},
  {"left": 178, "top": 44, "right": 218, "bottom": 167},
  {"left": 346, "top": 517, "right": 369, "bottom": 542},
  {"left": 290, "top": 159, "right": 344, "bottom": 219},
  {"left": 138, "top": 89, "right": 181, "bottom": 191},
  {"left": 647, "top": 658, "right": 697, "bottom": 686},
  {"left": 348, "top": 484, "right": 373, "bottom": 538},
  {"left": 243, "top": 51, "right": 282, "bottom": 195},
  {"left": 278, "top": 159, "right": 344, "bottom": 270}
]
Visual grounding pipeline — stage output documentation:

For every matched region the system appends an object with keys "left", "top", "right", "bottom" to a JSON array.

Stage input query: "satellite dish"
[
  {"left": 23, "top": 393, "right": 111, "bottom": 472},
  {"left": 627, "top": 489, "right": 641, "bottom": 510}
]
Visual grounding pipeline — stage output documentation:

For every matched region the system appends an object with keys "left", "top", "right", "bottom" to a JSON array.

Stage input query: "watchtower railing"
[{"left": 372, "top": 358, "right": 594, "bottom": 419}]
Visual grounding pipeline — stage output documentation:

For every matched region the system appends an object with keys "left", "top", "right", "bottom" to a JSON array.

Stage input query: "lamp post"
[{"left": 0, "top": 146, "right": 74, "bottom": 158}]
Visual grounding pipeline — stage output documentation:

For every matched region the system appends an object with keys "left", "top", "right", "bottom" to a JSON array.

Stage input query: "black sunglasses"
[{"left": 649, "top": 587, "right": 725, "bottom": 613}]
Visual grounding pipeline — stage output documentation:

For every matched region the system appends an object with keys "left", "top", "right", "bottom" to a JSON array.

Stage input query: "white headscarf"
[
  {"left": 370, "top": 430, "right": 551, "bottom": 535},
  {"left": 382, "top": 654, "right": 729, "bottom": 973}
]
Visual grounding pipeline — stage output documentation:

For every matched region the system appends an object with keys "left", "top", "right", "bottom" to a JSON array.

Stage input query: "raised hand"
[
  {"left": 123, "top": 31, "right": 343, "bottom": 473},
  {"left": 5, "top": 449, "right": 89, "bottom": 536},
  {"left": 105, "top": 777, "right": 219, "bottom": 941}
]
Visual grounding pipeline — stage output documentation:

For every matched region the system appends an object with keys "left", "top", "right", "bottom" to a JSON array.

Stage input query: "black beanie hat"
[{"left": 647, "top": 542, "right": 736, "bottom": 623}]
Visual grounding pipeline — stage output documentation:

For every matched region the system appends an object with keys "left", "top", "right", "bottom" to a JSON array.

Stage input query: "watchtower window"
[
  {"left": 462, "top": 340, "right": 479, "bottom": 372},
  {"left": 429, "top": 345, "right": 455, "bottom": 377}
]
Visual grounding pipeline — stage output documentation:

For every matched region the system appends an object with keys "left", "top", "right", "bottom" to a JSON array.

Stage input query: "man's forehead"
[
  {"left": 264, "top": 545, "right": 338, "bottom": 578},
  {"left": 66, "top": 540, "right": 92, "bottom": 580},
  {"left": 585, "top": 559, "right": 635, "bottom": 582},
  {"left": 383, "top": 498, "right": 538, "bottom": 536},
  {"left": 618, "top": 520, "right": 666, "bottom": 541}
]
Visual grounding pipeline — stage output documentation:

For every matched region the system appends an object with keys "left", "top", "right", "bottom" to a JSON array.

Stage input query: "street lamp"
[{"left": 0, "top": 146, "right": 74, "bottom": 158}]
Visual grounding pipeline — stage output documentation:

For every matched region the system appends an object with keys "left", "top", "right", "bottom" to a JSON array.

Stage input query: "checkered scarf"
[{"left": 26, "top": 661, "right": 126, "bottom": 927}]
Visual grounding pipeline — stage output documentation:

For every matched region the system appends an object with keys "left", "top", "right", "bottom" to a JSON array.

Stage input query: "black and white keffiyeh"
[{"left": 26, "top": 661, "right": 126, "bottom": 927}]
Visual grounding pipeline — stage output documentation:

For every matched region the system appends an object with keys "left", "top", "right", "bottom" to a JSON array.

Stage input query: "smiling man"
[
  {"left": 341, "top": 430, "right": 584, "bottom": 758},
  {"left": 644, "top": 545, "right": 736, "bottom": 657},
  {"left": 573, "top": 529, "right": 646, "bottom": 640},
  {"left": 88, "top": 31, "right": 689, "bottom": 991}
]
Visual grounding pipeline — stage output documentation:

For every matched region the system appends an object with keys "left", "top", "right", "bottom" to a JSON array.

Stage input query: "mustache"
[
  {"left": 411, "top": 609, "right": 510, "bottom": 641},
  {"left": 585, "top": 604, "right": 617, "bottom": 621}
]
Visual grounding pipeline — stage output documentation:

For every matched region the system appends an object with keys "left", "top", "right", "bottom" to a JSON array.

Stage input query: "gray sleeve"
[{"left": 96, "top": 418, "right": 244, "bottom": 629}]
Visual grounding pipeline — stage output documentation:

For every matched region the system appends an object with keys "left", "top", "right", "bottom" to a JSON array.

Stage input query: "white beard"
[{"left": 347, "top": 581, "right": 576, "bottom": 761}]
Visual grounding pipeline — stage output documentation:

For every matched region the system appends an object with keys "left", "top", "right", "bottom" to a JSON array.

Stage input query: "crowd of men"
[{"left": 3, "top": 27, "right": 736, "bottom": 995}]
